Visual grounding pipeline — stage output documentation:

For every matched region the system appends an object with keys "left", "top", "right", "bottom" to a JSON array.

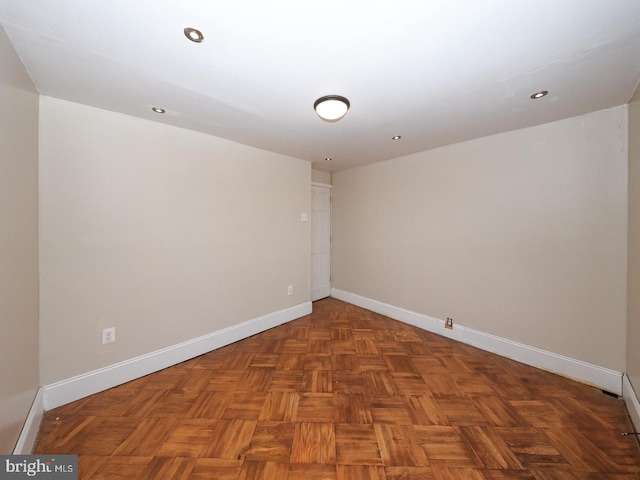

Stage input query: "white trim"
[
  {"left": 623, "top": 374, "right": 640, "bottom": 432},
  {"left": 331, "top": 288, "right": 623, "bottom": 395},
  {"left": 13, "top": 387, "right": 44, "bottom": 454},
  {"left": 311, "top": 182, "right": 332, "bottom": 188},
  {"left": 43, "top": 302, "right": 312, "bottom": 410}
]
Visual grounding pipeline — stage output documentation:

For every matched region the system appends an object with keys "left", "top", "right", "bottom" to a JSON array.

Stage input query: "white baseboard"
[
  {"left": 13, "top": 387, "right": 44, "bottom": 454},
  {"left": 623, "top": 374, "right": 640, "bottom": 432},
  {"left": 331, "top": 289, "right": 623, "bottom": 395},
  {"left": 44, "top": 302, "right": 312, "bottom": 410}
]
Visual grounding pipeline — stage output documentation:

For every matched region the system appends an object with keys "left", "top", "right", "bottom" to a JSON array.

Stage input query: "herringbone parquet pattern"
[{"left": 34, "top": 298, "right": 640, "bottom": 479}]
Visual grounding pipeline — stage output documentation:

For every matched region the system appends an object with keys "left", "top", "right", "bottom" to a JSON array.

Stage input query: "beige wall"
[
  {"left": 628, "top": 87, "right": 640, "bottom": 391},
  {"left": 312, "top": 169, "right": 332, "bottom": 185},
  {"left": 333, "top": 106, "right": 628, "bottom": 371},
  {"left": 39, "top": 97, "right": 311, "bottom": 384},
  {"left": 0, "top": 27, "right": 40, "bottom": 453}
]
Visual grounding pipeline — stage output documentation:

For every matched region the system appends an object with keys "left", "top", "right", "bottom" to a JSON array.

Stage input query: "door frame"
[{"left": 311, "top": 182, "right": 332, "bottom": 301}]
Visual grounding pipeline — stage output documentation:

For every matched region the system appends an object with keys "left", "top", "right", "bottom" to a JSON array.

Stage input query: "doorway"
[{"left": 311, "top": 183, "right": 331, "bottom": 301}]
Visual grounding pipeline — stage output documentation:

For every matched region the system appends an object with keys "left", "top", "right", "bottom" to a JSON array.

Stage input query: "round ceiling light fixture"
[
  {"left": 392, "top": 135, "right": 402, "bottom": 140},
  {"left": 184, "top": 27, "right": 204, "bottom": 43},
  {"left": 151, "top": 107, "right": 166, "bottom": 114},
  {"left": 314, "top": 95, "right": 350, "bottom": 122},
  {"left": 530, "top": 90, "right": 549, "bottom": 99}
]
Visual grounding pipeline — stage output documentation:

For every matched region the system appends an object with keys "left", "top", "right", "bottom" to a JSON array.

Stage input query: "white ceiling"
[{"left": 2, "top": 1, "right": 640, "bottom": 172}]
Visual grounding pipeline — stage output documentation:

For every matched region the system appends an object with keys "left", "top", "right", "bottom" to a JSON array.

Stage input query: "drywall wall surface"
[
  {"left": 312, "top": 169, "right": 332, "bottom": 185},
  {"left": 0, "top": 26, "right": 40, "bottom": 453},
  {"left": 39, "top": 96, "right": 310, "bottom": 384},
  {"left": 333, "top": 106, "right": 628, "bottom": 371},
  {"left": 628, "top": 87, "right": 640, "bottom": 391}
]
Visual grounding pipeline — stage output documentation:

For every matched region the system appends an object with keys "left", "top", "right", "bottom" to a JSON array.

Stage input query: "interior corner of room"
[{"left": 2, "top": 4, "right": 640, "bottom": 456}]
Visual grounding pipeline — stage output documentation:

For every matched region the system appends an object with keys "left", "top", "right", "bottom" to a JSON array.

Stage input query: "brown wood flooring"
[{"left": 35, "top": 298, "right": 640, "bottom": 479}]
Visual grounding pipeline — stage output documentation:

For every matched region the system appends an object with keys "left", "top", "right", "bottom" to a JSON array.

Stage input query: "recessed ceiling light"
[
  {"left": 530, "top": 90, "right": 549, "bottom": 99},
  {"left": 392, "top": 135, "right": 402, "bottom": 140},
  {"left": 314, "top": 95, "right": 350, "bottom": 122},
  {"left": 325, "top": 158, "right": 332, "bottom": 162},
  {"left": 151, "top": 107, "right": 166, "bottom": 114},
  {"left": 184, "top": 27, "right": 204, "bottom": 43}
]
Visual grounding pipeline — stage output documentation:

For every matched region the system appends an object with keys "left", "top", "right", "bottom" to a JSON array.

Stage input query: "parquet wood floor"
[{"left": 34, "top": 298, "right": 640, "bottom": 479}]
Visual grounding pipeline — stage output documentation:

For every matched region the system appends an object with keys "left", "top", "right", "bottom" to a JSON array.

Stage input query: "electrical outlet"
[
  {"left": 445, "top": 318, "right": 453, "bottom": 330},
  {"left": 287, "top": 285, "right": 294, "bottom": 296},
  {"left": 102, "top": 327, "right": 116, "bottom": 344}
]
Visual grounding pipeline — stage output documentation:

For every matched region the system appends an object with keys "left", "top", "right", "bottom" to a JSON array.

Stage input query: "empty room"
[{"left": 2, "top": 1, "right": 640, "bottom": 479}]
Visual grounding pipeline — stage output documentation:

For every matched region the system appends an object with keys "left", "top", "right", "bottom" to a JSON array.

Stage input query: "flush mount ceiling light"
[
  {"left": 151, "top": 107, "right": 166, "bottom": 114},
  {"left": 314, "top": 95, "right": 350, "bottom": 122},
  {"left": 325, "top": 157, "right": 332, "bottom": 162},
  {"left": 530, "top": 90, "right": 549, "bottom": 99},
  {"left": 184, "top": 27, "right": 204, "bottom": 43},
  {"left": 392, "top": 135, "right": 402, "bottom": 140}
]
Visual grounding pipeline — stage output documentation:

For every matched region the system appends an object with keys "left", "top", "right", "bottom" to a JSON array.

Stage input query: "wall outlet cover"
[{"left": 102, "top": 327, "right": 116, "bottom": 344}]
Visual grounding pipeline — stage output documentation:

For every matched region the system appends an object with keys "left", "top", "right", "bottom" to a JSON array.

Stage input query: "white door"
[{"left": 311, "top": 184, "right": 331, "bottom": 301}]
